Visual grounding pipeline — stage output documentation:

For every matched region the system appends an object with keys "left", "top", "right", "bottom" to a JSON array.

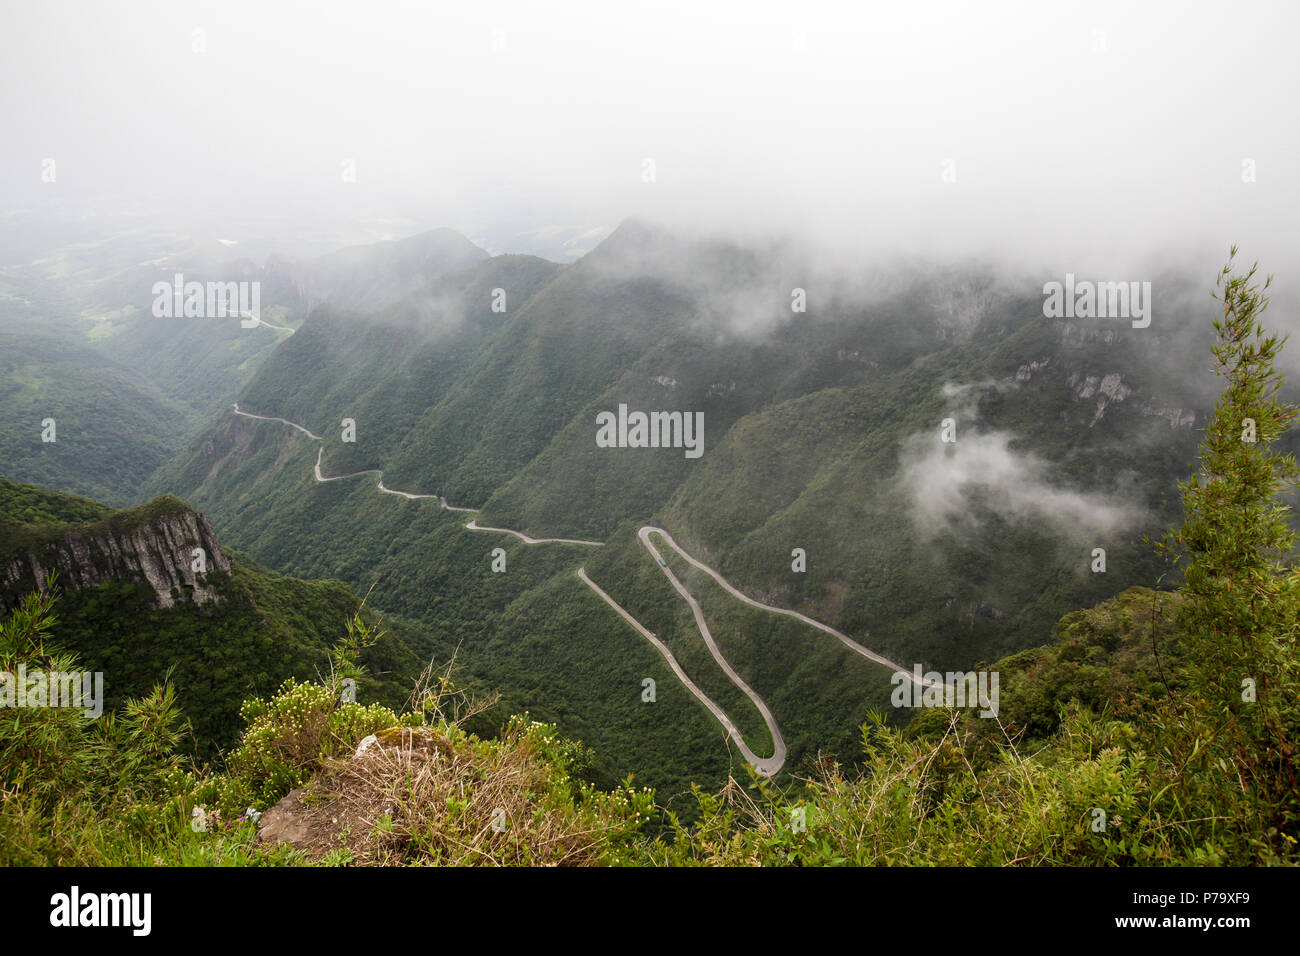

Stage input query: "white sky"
[{"left": 2, "top": 0, "right": 1297, "bottom": 276}]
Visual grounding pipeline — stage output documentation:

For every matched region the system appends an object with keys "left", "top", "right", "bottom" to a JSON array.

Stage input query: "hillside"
[
  {"left": 0, "top": 228, "right": 497, "bottom": 504},
  {"left": 1, "top": 250, "right": 1295, "bottom": 871},
  {"left": 149, "top": 221, "right": 1245, "bottom": 797},
  {"left": 0, "top": 477, "right": 425, "bottom": 757},
  {"left": 0, "top": 333, "right": 188, "bottom": 506}
]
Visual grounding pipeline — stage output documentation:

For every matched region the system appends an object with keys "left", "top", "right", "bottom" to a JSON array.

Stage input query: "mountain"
[
  {"left": 93, "top": 227, "right": 492, "bottom": 425},
  {"left": 0, "top": 227, "right": 496, "bottom": 504},
  {"left": 0, "top": 476, "right": 425, "bottom": 757},
  {"left": 3, "top": 232, "right": 1296, "bottom": 870},
  {"left": 262, "top": 227, "right": 490, "bottom": 312},
  {"left": 0, "top": 489, "right": 229, "bottom": 609},
  {"left": 152, "top": 220, "right": 1243, "bottom": 796},
  {"left": 0, "top": 332, "right": 188, "bottom": 506}
]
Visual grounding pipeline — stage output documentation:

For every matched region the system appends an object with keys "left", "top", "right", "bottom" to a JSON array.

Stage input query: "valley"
[
  {"left": 3, "top": 0, "right": 1298, "bottom": 880},
  {"left": 123, "top": 222, "right": 1222, "bottom": 799},
  {"left": 4, "top": 222, "right": 1297, "bottom": 869},
  {"left": 232, "top": 398, "right": 920, "bottom": 777},
  {"left": 0, "top": 220, "right": 1270, "bottom": 803}
]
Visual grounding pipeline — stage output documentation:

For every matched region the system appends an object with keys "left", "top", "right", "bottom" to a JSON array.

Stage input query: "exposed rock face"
[
  {"left": 1061, "top": 322, "right": 1120, "bottom": 347},
  {"left": 1010, "top": 356, "right": 1197, "bottom": 432},
  {"left": 1141, "top": 404, "right": 1197, "bottom": 428},
  {"left": 1066, "top": 370, "right": 1133, "bottom": 426},
  {"left": 1015, "top": 358, "right": 1051, "bottom": 382},
  {"left": 1, "top": 510, "right": 231, "bottom": 611}
]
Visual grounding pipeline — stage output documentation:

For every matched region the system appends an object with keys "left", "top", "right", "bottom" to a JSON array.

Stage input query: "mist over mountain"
[
  {"left": 2, "top": 0, "right": 1298, "bottom": 884},
  {"left": 109, "top": 217, "right": 1254, "bottom": 798},
  {"left": 2, "top": 200, "right": 1293, "bottom": 819}
]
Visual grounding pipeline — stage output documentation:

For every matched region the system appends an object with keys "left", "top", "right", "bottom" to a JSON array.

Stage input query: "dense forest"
[
  {"left": 0, "top": 482, "right": 426, "bottom": 759},
  {"left": 126, "top": 222, "right": 1262, "bottom": 803},
  {"left": 2, "top": 253, "right": 1295, "bottom": 865}
]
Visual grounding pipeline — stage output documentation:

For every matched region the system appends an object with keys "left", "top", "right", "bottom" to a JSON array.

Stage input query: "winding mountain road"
[
  {"left": 575, "top": 528, "right": 930, "bottom": 777},
  {"left": 639, "top": 526, "right": 924, "bottom": 679},
  {"left": 576, "top": 568, "right": 782, "bottom": 777},
  {"left": 231, "top": 404, "right": 603, "bottom": 546},
  {"left": 239, "top": 312, "right": 296, "bottom": 333},
  {"left": 231, "top": 404, "right": 323, "bottom": 440},
  {"left": 465, "top": 519, "right": 604, "bottom": 547},
  {"left": 634, "top": 531, "right": 787, "bottom": 773},
  {"left": 233, "top": 403, "right": 928, "bottom": 779}
]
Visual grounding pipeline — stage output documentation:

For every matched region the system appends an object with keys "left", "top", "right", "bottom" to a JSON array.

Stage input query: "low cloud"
[{"left": 898, "top": 422, "right": 1142, "bottom": 540}]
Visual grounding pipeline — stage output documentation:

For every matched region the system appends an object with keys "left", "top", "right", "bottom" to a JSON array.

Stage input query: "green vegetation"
[
  {"left": 650, "top": 253, "right": 1297, "bottom": 865},
  {"left": 0, "top": 474, "right": 112, "bottom": 525},
  {"left": 0, "top": 227, "right": 497, "bottom": 507},
  {"left": 0, "top": 333, "right": 188, "bottom": 506},
  {"left": 4, "top": 245, "right": 1292, "bottom": 866},
  {"left": 0, "top": 490, "right": 193, "bottom": 561},
  {"left": 1153, "top": 250, "right": 1300, "bottom": 852},
  {"left": 156, "top": 225, "right": 1224, "bottom": 798},
  {"left": 0, "top": 590, "right": 652, "bottom": 866},
  {"left": 657, "top": 538, "right": 900, "bottom": 769},
  {"left": 0, "top": 481, "right": 425, "bottom": 760}
]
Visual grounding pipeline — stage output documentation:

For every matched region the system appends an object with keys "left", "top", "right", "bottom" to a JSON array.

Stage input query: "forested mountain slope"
[
  {"left": 0, "top": 229, "right": 495, "bottom": 504},
  {"left": 154, "top": 220, "right": 1241, "bottom": 793},
  {"left": 0, "top": 476, "right": 422, "bottom": 758}
]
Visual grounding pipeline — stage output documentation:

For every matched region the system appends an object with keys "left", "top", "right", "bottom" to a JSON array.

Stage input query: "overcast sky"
[{"left": 2, "top": 0, "right": 1297, "bottom": 277}]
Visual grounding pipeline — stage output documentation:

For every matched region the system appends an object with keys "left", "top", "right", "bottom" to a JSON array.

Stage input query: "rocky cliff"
[{"left": 0, "top": 502, "right": 232, "bottom": 611}]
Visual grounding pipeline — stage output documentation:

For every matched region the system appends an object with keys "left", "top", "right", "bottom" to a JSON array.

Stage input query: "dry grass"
[{"left": 268, "top": 724, "right": 624, "bottom": 866}]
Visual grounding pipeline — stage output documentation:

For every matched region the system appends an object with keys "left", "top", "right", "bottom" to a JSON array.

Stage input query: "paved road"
[
  {"left": 231, "top": 404, "right": 323, "bottom": 440},
  {"left": 237, "top": 311, "right": 296, "bottom": 333},
  {"left": 466, "top": 519, "right": 605, "bottom": 547},
  {"left": 574, "top": 527, "right": 934, "bottom": 777},
  {"left": 632, "top": 530, "right": 787, "bottom": 773},
  {"left": 234, "top": 404, "right": 928, "bottom": 777},
  {"left": 232, "top": 405, "right": 602, "bottom": 547},
  {"left": 576, "top": 568, "right": 782, "bottom": 776},
  {"left": 640, "top": 526, "right": 928, "bottom": 684}
]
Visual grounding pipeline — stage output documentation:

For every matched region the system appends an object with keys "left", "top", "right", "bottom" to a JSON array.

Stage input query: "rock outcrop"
[
  {"left": 1, "top": 506, "right": 231, "bottom": 611},
  {"left": 1061, "top": 322, "right": 1120, "bottom": 347},
  {"left": 1065, "top": 370, "right": 1133, "bottom": 426},
  {"left": 1141, "top": 404, "right": 1197, "bottom": 428}
]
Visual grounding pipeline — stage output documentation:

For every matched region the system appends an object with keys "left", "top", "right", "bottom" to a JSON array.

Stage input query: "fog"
[
  {"left": 899, "top": 383, "right": 1145, "bottom": 541},
  {"left": 2, "top": 0, "right": 1297, "bottom": 283}
]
